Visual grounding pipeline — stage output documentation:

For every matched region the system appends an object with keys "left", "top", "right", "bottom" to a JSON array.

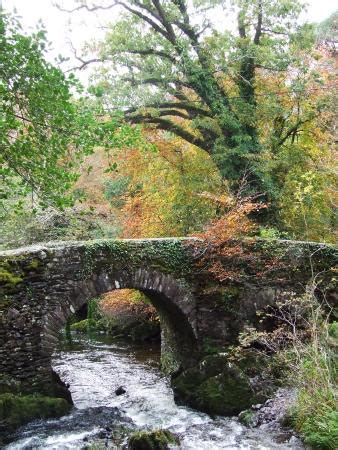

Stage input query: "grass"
[{"left": 285, "top": 311, "right": 337, "bottom": 450}]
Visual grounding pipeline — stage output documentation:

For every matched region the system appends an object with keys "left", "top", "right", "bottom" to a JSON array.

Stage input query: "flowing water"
[{"left": 6, "top": 334, "right": 304, "bottom": 449}]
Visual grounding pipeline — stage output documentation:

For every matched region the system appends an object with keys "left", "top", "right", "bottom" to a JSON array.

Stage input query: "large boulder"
[{"left": 172, "top": 354, "right": 257, "bottom": 416}]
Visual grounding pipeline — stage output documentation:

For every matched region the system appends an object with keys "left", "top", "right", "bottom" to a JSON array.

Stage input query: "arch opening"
[
  {"left": 64, "top": 289, "right": 161, "bottom": 346},
  {"left": 41, "top": 268, "right": 198, "bottom": 402}
]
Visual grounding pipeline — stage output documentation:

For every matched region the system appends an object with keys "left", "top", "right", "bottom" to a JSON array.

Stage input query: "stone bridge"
[{"left": 0, "top": 238, "right": 336, "bottom": 411}]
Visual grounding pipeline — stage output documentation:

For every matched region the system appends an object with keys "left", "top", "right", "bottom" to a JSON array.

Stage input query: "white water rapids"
[{"left": 6, "top": 334, "right": 304, "bottom": 449}]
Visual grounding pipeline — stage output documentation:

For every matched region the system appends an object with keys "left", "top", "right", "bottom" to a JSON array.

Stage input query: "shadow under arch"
[{"left": 42, "top": 267, "right": 199, "bottom": 401}]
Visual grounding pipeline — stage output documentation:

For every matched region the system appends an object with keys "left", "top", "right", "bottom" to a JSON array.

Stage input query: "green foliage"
[
  {"left": 77, "top": 0, "right": 336, "bottom": 239},
  {"left": 293, "top": 391, "right": 338, "bottom": 449},
  {"left": 69, "top": 298, "right": 101, "bottom": 334},
  {"left": 0, "top": 12, "right": 144, "bottom": 211},
  {"left": 258, "top": 227, "right": 287, "bottom": 239},
  {"left": 262, "top": 290, "right": 337, "bottom": 448},
  {"left": 279, "top": 168, "right": 335, "bottom": 242},
  {"left": 328, "top": 322, "right": 338, "bottom": 339},
  {"left": 119, "top": 142, "right": 222, "bottom": 237},
  {"left": 104, "top": 176, "right": 130, "bottom": 207},
  {"left": 0, "top": 14, "right": 89, "bottom": 209},
  {"left": 291, "top": 326, "right": 338, "bottom": 450},
  {"left": 82, "top": 238, "right": 193, "bottom": 280}
]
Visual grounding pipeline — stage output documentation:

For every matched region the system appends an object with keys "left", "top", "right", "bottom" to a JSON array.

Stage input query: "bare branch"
[
  {"left": 54, "top": 1, "right": 118, "bottom": 13},
  {"left": 66, "top": 58, "right": 105, "bottom": 72},
  {"left": 124, "top": 48, "right": 177, "bottom": 63}
]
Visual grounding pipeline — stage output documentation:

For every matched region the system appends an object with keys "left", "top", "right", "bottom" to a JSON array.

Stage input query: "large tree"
[{"left": 58, "top": 0, "right": 317, "bottom": 196}]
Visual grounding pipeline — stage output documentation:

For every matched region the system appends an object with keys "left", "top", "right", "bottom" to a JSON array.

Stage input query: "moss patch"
[
  {"left": 70, "top": 318, "right": 98, "bottom": 333},
  {"left": 26, "top": 258, "right": 41, "bottom": 270},
  {"left": 0, "top": 261, "right": 23, "bottom": 287},
  {"left": 81, "top": 238, "right": 193, "bottom": 280}
]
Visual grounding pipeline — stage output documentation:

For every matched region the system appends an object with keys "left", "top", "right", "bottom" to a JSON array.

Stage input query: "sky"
[{"left": 2, "top": 0, "right": 337, "bottom": 84}]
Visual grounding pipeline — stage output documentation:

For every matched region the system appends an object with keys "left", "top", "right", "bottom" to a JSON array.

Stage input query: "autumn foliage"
[
  {"left": 192, "top": 191, "right": 289, "bottom": 283},
  {"left": 100, "top": 289, "right": 158, "bottom": 323}
]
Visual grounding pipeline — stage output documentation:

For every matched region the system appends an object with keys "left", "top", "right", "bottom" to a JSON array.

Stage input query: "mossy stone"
[
  {"left": 238, "top": 409, "right": 256, "bottom": 427},
  {"left": 0, "top": 393, "right": 71, "bottom": 434},
  {"left": 127, "top": 429, "right": 179, "bottom": 450},
  {"left": 173, "top": 355, "right": 256, "bottom": 416}
]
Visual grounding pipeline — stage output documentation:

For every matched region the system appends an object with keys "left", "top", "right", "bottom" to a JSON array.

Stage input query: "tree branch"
[
  {"left": 238, "top": 11, "right": 246, "bottom": 38},
  {"left": 129, "top": 114, "right": 209, "bottom": 150},
  {"left": 118, "top": 1, "right": 171, "bottom": 41},
  {"left": 278, "top": 117, "right": 314, "bottom": 147},
  {"left": 124, "top": 48, "right": 176, "bottom": 63},
  {"left": 152, "top": 0, "right": 177, "bottom": 44},
  {"left": 125, "top": 100, "right": 211, "bottom": 117},
  {"left": 66, "top": 40, "right": 106, "bottom": 71},
  {"left": 54, "top": 1, "right": 117, "bottom": 12},
  {"left": 56, "top": 1, "right": 171, "bottom": 41},
  {"left": 66, "top": 58, "right": 105, "bottom": 72}
]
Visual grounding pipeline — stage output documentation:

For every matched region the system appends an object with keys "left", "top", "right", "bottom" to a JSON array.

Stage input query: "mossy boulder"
[
  {"left": 127, "top": 429, "right": 179, "bottom": 450},
  {"left": 0, "top": 393, "right": 71, "bottom": 436},
  {"left": 172, "top": 355, "right": 257, "bottom": 416}
]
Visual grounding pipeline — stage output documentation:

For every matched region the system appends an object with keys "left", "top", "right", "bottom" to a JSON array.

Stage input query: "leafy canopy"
[
  {"left": 0, "top": 12, "right": 142, "bottom": 211},
  {"left": 75, "top": 0, "right": 318, "bottom": 196}
]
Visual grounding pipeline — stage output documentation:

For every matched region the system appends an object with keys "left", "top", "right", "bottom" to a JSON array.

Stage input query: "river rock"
[
  {"left": 253, "top": 388, "right": 298, "bottom": 428},
  {"left": 115, "top": 386, "right": 126, "bottom": 396}
]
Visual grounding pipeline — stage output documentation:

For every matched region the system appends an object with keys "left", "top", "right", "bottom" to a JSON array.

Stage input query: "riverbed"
[{"left": 6, "top": 334, "right": 303, "bottom": 449}]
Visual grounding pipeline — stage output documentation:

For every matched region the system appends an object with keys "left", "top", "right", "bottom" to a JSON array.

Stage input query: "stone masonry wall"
[{"left": 0, "top": 238, "right": 336, "bottom": 400}]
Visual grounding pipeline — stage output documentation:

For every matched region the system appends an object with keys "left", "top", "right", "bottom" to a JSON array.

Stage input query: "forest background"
[{"left": 1, "top": 0, "right": 337, "bottom": 248}]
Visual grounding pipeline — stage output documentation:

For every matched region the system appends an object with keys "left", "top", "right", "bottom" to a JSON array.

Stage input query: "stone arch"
[{"left": 42, "top": 268, "right": 198, "bottom": 384}]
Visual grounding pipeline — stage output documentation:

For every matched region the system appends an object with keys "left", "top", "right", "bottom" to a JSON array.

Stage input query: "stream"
[{"left": 6, "top": 333, "right": 304, "bottom": 449}]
